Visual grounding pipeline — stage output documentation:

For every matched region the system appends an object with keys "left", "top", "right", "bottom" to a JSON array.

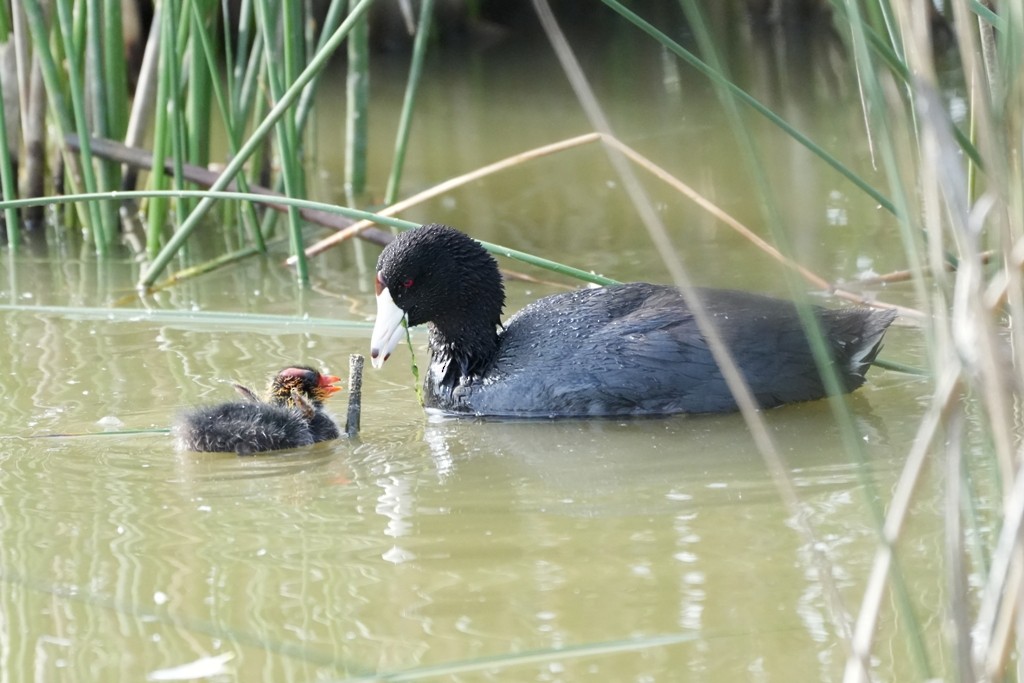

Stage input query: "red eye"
[{"left": 403, "top": 278, "right": 414, "bottom": 289}]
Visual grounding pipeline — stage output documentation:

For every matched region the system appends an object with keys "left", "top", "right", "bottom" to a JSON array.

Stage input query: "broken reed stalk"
[
  {"left": 345, "top": 353, "right": 363, "bottom": 437},
  {"left": 292, "top": 131, "right": 603, "bottom": 260},
  {"left": 289, "top": 129, "right": 913, "bottom": 317}
]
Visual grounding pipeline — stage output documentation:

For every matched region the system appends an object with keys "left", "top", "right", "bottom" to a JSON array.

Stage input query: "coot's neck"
[
  {"left": 396, "top": 225, "right": 506, "bottom": 393},
  {"left": 431, "top": 249, "right": 504, "bottom": 389},
  {"left": 429, "top": 311, "right": 502, "bottom": 389}
]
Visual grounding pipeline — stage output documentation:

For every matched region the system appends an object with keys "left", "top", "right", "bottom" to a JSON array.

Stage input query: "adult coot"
[
  {"left": 173, "top": 366, "right": 342, "bottom": 454},
  {"left": 369, "top": 224, "right": 896, "bottom": 417}
]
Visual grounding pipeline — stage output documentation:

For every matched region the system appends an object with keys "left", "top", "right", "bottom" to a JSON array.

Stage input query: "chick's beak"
[
  {"left": 370, "top": 276, "right": 407, "bottom": 369},
  {"left": 319, "top": 374, "right": 343, "bottom": 395}
]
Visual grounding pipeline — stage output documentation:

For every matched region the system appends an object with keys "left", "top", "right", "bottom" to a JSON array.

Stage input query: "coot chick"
[
  {"left": 173, "top": 366, "right": 342, "bottom": 454},
  {"left": 369, "top": 224, "right": 896, "bottom": 417}
]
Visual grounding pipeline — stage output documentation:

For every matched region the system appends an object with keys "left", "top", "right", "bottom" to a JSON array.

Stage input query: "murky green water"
[{"left": 0, "top": 28, "right": 950, "bottom": 682}]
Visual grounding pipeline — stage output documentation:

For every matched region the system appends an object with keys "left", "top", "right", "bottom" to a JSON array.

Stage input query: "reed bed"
[{"left": 1, "top": 0, "right": 1022, "bottom": 680}]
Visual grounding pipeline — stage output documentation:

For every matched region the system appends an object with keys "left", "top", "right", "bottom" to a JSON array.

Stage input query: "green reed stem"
[
  {"left": 601, "top": 0, "right": 897, "bottom": 217},
  {"left": 679, "top": 0, "right": 837, "bottom": 393},
  {"left": 191, "top": 0, "right": 265, "bottom": 251},
  {"left": 384, "top": 0, "right": 435, "bottom": 204},
  {"left": 167, "top": 2, "right": 191, "bottom": 217},
  {"left": 87, "top": 0, "right": 119, "bottom": 233},
  {"left": 232, "top": 0, "right": 264, "bottom": 127},
  {"left": 689, "top": 3, "right": 933, "bottom": 676},
  {"left": 480, "top": 239, "right": 618, "bottom": 286},
  {"left": 55, "top": 0, "right": 108, "bottom": 252},
  {"left": 101, "top": 0, "right": 129, "bottom": 140},
  {"left": 235, "top": 26, "right": 264, "bottom": 131},
  {"left": 970, "top": 0, "right": 1002, "bottom": 28},
  {"left": 139, "top": 0, "right": 378, "bottom": 290},
  {"left": 22, "top": 0, "right": 95, "bottom": 244},
  {"left": 0, "top": 64, "right": 18, "bottom": 250},
  {"left": 345, "top": 0, "right": 370, "bottom": 199},
  {"left": 839, "top": 0, "right": 938, "bottom": 675},
  {"left": 0, "top": 189, "right": 417, "bottom": 225},
  {"left": 147, "top": 7, "right": 173, "bottom": 256},
  {"left": 228, "top": 0, "right": 252, "bottom": 108},
  {"left": 281, "top": 0, "right": 307, "bottom": 204},
  {"left": 282, "top": 0, "right": 310, "bottom": 275},
  {"left": 166, "top": 244, "right": 264, "bottom": 283},
  {"left": 255, "top": 0, "right": 308, "bottom": 284},
  {"left": 403, "top": 324, "right": 423, "bottom": 406},
  {"left": 827, "top": 0, "right": 982, "bottom": 168},
  {"left": 0, "top": 303, "right": 375, "bottom": 331},
  {"left": 187, "top": 4, "right": 213, "bottom": 180},
  {"left": 230, "top": 4, "right": 270, "bottom": 244},
  {"left": 294, "top": 0, "right": 350, "bottom": 132},
  {"left": 20, "top": 2, "right": 73, "bottom": 136},
  {"left": 865, "top": 0, "right": 902, "bottom": 60},
  {"left": 1, "top": 188, "right": 618, "bottom": 287}
]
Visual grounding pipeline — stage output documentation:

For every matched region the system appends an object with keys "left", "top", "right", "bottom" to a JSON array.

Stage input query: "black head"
[
  {"left": 267, "top": 366, "right": 342, "bottom": 407},
  {"left": 376, "top": 224, "right": 505, "bottom": 329},
  {"left": 370, "top": 224, "right": 506, "bottom": 377}
]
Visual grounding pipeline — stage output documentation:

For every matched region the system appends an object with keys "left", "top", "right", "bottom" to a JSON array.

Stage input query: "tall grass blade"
[
  {"left": 345, "top": 0, "right": 370, "bottom": 200},
  {"left": 166, "top": 2, "right": 191, "bottom": 217},
  {"left": 529, "top": 12, "right": 863, "bottom": 661},
  {"left": 190, "top": 0, "right": 265, "bottom": 252},
  {"left": 86, "top": 0, "right": 119, "bottom": 234},
  {"left": 255, "top": 0, "right": 309, "bottom": 284},
  {"left": 683, "top": 8, "right": 935, "bottom": 674},
  {"left": 146, "top": 6, "right": 174, "bottom": 257},
  {"left": 294, "top": 0, "right": 350, "bottom": 132},
  {"left": 55, "top": 0, "right": 108, "bottom": 252},
  {"left": 384, "top": 0, "right": 434, "bottom": 204},
  {"left": 186, "top": 4, "right": 214, "bottom": 184},
  {"left": 0, "top": 189, "right": 417, "bottom": 233},
  {"left": 686, "top": 0, "right": 897, "bottom": 660},
  {"left": 233, "top": 12, "right": 264, "bottom": 135},
  {"left": 100, "top": 0, "right": 128, "bottom": 140},
  {"left": 842, "top": 0, "right": 1024, "bottom": 678},
  {"left": 943, "top": 410, "right": 975, "bottom": 681},
  {"left": 138, "top": 0, "right": 378, "bottom": 290},
  {"left": 826, "top": 0, "right": 983, "bottom": 168},
  {"left": 21, "top": 0, "right": 91, "bottom": 241},
  {"left": 0, "top": 302, "right": 374, "bottom": 330},
  {"left": 600, "top": 0, "right": 897, "bottom": 216},
  {"left": 0, "top": 49, "right": 19, "bottom": 250}
]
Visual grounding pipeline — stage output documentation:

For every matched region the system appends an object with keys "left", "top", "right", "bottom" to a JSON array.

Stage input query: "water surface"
[{"left": 0, "top": 28, "right": 946, "bottom": 682}]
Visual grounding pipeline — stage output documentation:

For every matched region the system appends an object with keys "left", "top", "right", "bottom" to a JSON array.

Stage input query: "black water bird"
[
  {"left": 369, "top": 224, "right": 896, "bottom": 418},
  {"left": 173, "top": 366, "right": 342, "bottom": 454}
]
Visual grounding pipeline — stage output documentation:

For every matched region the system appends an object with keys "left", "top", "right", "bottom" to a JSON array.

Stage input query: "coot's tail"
[{"left": 827, "top": 307, "right": 898, "bottom": 390}]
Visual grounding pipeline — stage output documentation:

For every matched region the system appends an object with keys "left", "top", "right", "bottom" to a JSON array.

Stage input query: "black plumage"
[
  {"left": 173, "top": 366, "right": 341, "bottom": 454},
  {"left": 369, "top": 224, "right": 896, "bottom": 418}
]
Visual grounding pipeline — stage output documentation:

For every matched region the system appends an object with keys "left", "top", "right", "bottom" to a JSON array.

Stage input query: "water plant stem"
[
  {"left": 345, "top": 0, "right": 370, "bottom": 200},
  {"left": 384, "top": 0, "right": 435, "bottom": 204},
  {"left": 0, "top": 62, "right": 19, "bottom": 249},
  {"left": 138, "top": 0, "right": 378, "bottom": 290},
  {"left": 601, "top": 0, "right": 897, "bottom": 216}
]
